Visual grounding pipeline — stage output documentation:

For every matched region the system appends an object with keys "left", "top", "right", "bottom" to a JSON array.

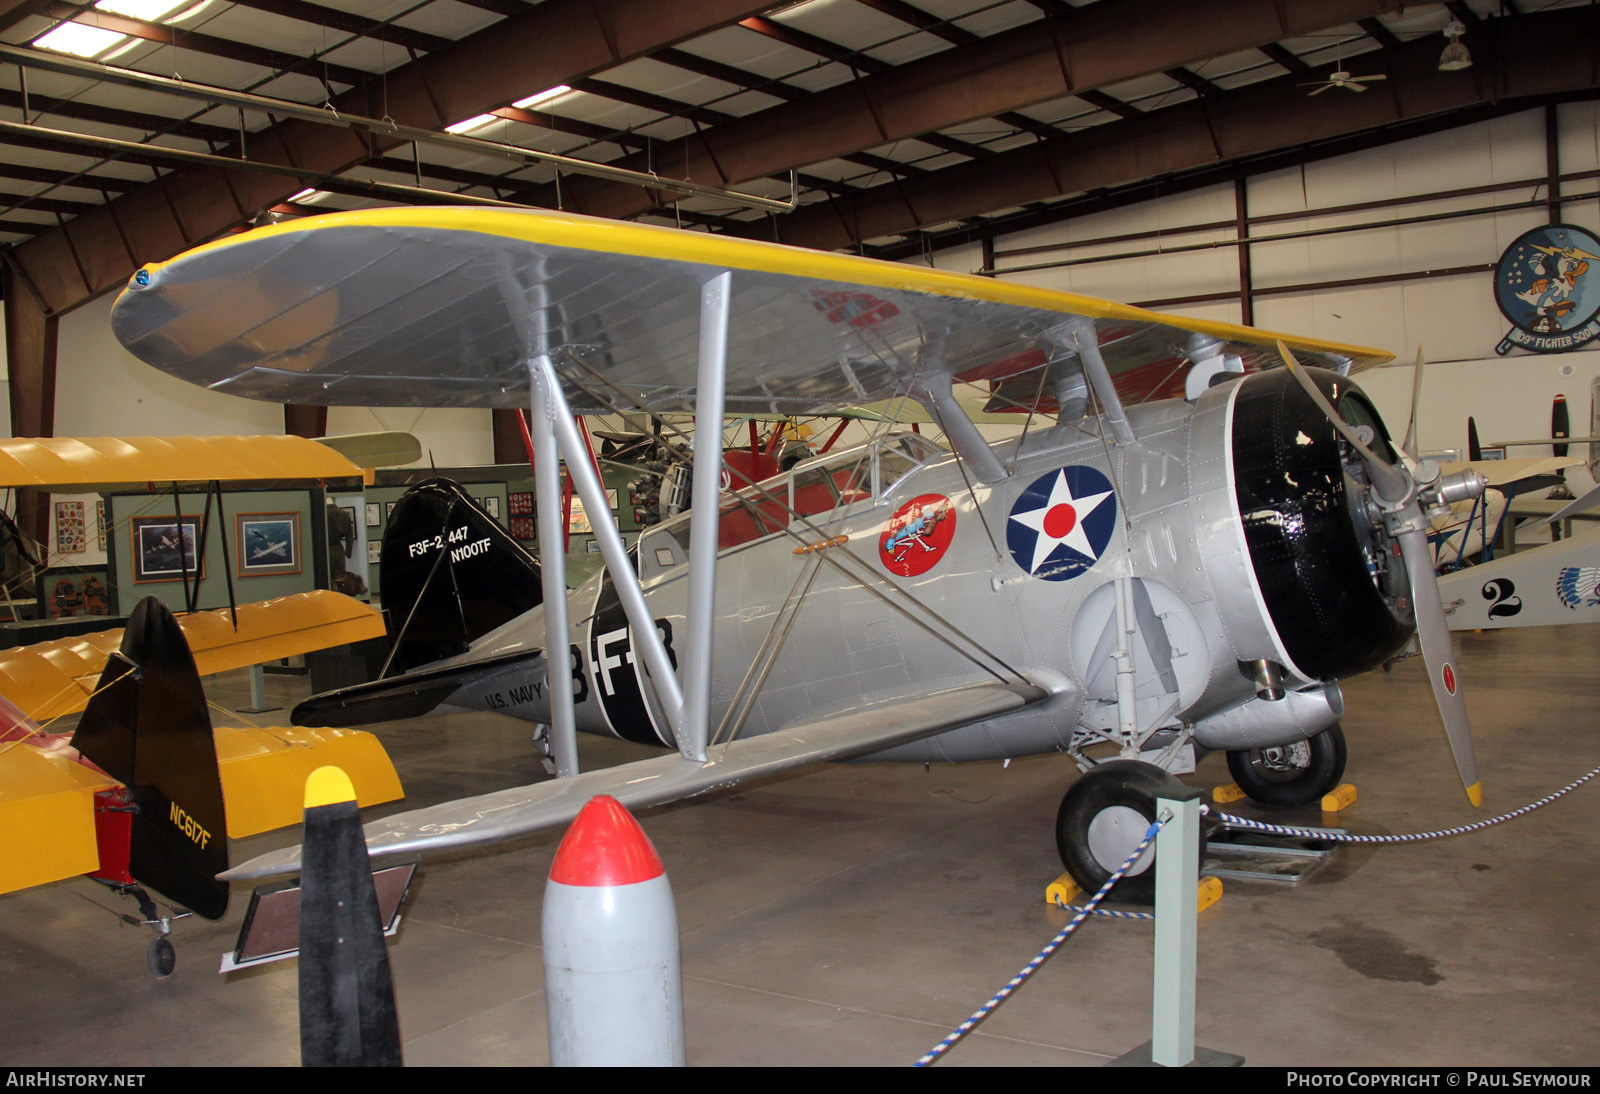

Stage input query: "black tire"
[
  {"left": 1055, "top": 760, "right": 1203, "bottom": 904},
  {"left": 147, "top": 937, "right": 176, "bottom": 979},
  {"left": 1225, "top": 723, "right": 1347, "bottom": 808}
]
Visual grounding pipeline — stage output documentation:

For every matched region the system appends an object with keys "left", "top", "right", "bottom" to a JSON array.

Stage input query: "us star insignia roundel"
[{"left": 1006, "top": 466, "right": 1117, "bottom": 581}]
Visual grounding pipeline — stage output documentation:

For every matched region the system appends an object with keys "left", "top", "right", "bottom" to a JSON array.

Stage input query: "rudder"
[
  {"left": 379, "top": 479, "right": 542, "bottom": 673},
  {"left": 72, "top": 597, "right": 230, "bottom": 920}
]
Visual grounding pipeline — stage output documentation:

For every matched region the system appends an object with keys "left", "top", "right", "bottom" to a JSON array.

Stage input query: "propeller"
[
  {"left": 1277, "top": 342, "right": 1487, "bottom": 807},
  {"left": 1401, "top": 346, "right": 1425, "bottom": 461}
]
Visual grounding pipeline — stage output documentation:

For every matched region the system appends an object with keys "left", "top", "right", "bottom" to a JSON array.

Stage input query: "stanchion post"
[{"left": 1152, "top": 787, "right": 1202, "bottom": 1066}]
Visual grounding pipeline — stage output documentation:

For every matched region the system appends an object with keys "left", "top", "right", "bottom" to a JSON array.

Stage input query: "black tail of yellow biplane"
[
  {"left": 71, "top": 597, "right": 230, "bottom": 921},
  {"left": 377, "top": 478, "right": 543, "bottom": 673}
]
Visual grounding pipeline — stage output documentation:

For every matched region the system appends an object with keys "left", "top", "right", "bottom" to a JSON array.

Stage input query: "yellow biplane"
[{"left": 0, "top": 435, "right": 400, "bottom": 975}]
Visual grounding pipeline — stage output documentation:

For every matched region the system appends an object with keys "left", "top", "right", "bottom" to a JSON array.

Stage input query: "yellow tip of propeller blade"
[{"left": 1465, "top": 781, "right": 1483, "bottom": 808}]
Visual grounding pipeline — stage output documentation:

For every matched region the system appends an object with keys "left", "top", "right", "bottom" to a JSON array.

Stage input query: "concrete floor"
[{"left": 2, "top": 622, "right": 1597, "bottom": 1067}]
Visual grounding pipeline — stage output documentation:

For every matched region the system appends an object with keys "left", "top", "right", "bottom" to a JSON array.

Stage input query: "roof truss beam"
[
  {"left": 539, "top": 0, "right": 1410, "bottom": 220},
  {"left": 4, "top": 0, "right": 780, "bottom": 316},
  {"left": 737, "top": 6, "right": 1599, "bottom": 253},
  {"left": 37, "top": 1, "right": 370, "bottom": 87}
]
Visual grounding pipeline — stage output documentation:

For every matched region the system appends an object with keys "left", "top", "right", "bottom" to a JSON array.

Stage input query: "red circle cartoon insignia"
[{"left": 879, "top": 494, "right": 956, "bottom": 577}]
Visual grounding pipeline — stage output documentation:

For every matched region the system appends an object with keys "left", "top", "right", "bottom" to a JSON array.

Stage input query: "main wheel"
[
  {"left": 1055, "top": 760, "right": 1202, "bottom": 904},
  {"left": 1225, "top": 723, "right": 1347, "bottom": 808},
  {"left": 147, "top": 937, "right": 175, "bottom": 979}
]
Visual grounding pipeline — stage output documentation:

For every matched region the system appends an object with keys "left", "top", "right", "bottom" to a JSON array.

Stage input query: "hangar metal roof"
[{"left": 0, "top": 0, "right": 1595, "bottom": 317}]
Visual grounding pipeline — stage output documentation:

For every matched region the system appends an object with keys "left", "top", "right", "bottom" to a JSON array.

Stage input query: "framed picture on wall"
[
  {"left": 365, "top": 502, "right": 381, "bottom": 527},
  {"left": 132, "top": 517, "right": 203, "bottom": 583},
  {"left": 484, "top": 495, "right": 500, "bottom": 519},
  {"left": 54, "top": 501, "right": 86, "bottom": 554},
  {"left": 235, "top": 512, "right": 302, "bottom": 576}
]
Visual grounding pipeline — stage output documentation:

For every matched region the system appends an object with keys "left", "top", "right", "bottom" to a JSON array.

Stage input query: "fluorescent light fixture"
[
  {"left": 513, "top": 85, "right": 571, "bottom": 110},
  {"left": 96, "top": 0, "right": 188, "bottom": 17},
  {"left": 32, "top": 0, "right": 188, "bottom": 57},
  {"left": 288, "top": 188, "right": 320, "bottom": 202},
  {"left": 32, "top": 22, "right": 125, "bottom": 57},
  {"left": 445, "top": 113, "right": 498, "bottom": 134},
  {"left": 101, "top": 35, "right": 143, "bottom": 62},
  {"left": 163, "top": 0, "right": 217, "bottom": 21}
]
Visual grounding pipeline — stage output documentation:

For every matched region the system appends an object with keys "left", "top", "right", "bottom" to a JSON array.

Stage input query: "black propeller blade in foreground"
[{"left": 1277, "top": 342, "right": 1486, "bottom": 807}]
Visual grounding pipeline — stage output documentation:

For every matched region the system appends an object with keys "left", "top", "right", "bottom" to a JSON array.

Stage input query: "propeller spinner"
[{"left": 1276, "top": 342, "right": 1487, "bottom": 806}]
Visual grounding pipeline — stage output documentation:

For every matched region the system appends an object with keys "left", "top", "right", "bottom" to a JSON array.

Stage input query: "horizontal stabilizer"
[
  {"left": 0, "top": 744, "right": 118, "bottom": 894},
  {"left": 228, "top": 680, "right": 1045, "bottom": 881},
  {"left": 216, "top": 726, "right": 403, "bottom": 838},
  {"left": 291, "top": 649, "right": 541, "bottom": 728}
]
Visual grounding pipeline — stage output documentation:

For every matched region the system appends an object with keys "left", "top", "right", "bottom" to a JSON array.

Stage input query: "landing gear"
[
  {"left": 147, "top": 937, "right": 176, "bottom": 979},
  {"left": 1055, "top": 760, "right": 1203, "bottom": 904},
  {"left": 94, "top": 881, "right": 188, "bottom": 978},
  {"left": 1225, "top": 723, "right": 1347, "bottom": 808}
]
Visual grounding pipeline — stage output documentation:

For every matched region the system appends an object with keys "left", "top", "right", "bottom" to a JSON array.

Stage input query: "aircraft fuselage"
[{"left": 414, "top": 367, "right": 1407, "bottom": 772}]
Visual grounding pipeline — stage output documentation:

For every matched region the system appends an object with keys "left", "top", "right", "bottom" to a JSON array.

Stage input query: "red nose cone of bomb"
[
  {"left": 543, "top": 796, "right": 684, "bottom": 1065},
  {"left": 549, "top": 794, "right": 665, "bottom": 886}
]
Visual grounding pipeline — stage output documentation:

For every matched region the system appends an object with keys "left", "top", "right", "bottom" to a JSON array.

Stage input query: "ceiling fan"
[{"left": 1300, "top": 43, "right": 1387, "bottom": 95}]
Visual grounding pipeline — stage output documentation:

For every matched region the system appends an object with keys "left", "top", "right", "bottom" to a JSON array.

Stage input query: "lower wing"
[{"left": 224, "top": 679, "right": 1046, "bottom": 881}]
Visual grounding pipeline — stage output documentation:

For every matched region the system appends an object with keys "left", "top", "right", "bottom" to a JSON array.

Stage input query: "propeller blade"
[
  {"left": 1396, "top": 526, "right": 1482, "bottom": 806},
  {"left": 1276, "top": 343, "right": 1481, "bottom": 806},
  {"left": 1467, "top": 416, "right": 1482, "bottom": 462},
  {"left": 1276, "top": 341, "right": 1410, "bottom": 502},
  {"left": 1544, "top": 479, "right": 1600, "bottom": 525},
  {"left": 1402, "top": 347, "right": 1425, "bottom": 460}
]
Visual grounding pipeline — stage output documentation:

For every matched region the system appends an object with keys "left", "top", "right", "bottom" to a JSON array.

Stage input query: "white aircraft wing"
[
  {"left": 224, "top": 679, "right": 1044, "bottom": 880},
  {"left": 111, "top": 207, "right": 1391, "bottom": 415}
]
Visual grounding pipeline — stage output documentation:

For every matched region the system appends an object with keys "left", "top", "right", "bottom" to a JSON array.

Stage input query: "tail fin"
[
  {"left": 72, "top": 597, "right": 229, "bottom": 920},
  {"left": 379, "top": 479, "right": 542, "bottom": 673}
]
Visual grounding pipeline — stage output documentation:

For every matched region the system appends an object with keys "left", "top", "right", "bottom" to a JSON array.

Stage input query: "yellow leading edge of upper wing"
[
  {"left": 0, "top": 435, "right": 363, "bottom": 490},
  {"left": 129, "top": 205, "right": 1393, "bottom": 369},
  {"left": 0, "top": 590, "right": 385, "bottom": 722}
]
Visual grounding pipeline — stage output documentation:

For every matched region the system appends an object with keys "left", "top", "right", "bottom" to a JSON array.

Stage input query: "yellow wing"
[
  {"left": 0, "top": 590, "right": 384, "bottom": 722},
  {"left": 0, "top": 435, "right": 363, "bottom": 489},
  {"left": 112, "top": 206, "right": 1393, "bottom": 415}
]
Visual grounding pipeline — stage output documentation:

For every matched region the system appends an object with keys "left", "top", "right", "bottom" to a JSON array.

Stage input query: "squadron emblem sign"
[
  {"left": 879, "top": 494, "right": 956, "bottom": 576},
  {"left": 1493, "top": 224, "right": 1600, "bottom": 355},
  {"left": 1006, "top": 466, "right": 1117, "bottom": 580}
]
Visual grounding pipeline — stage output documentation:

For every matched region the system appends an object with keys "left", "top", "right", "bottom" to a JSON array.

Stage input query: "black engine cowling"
[{"left": 1230, "top": 367, "right": 1413, "bottom": 681}]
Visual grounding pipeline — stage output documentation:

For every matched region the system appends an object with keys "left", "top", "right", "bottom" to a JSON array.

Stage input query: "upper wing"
[
  {"left": 0, "top": 435, "right": 362, "bottom": 489},
  {"left": 0, "top": 590, "right": 384, "bottom": 722},
  {"left": 112, "top": 207, "right": 1392, "bottom": 416},
  {"left": 224, "top": 679, "right": 1045, "bottom": 880}
]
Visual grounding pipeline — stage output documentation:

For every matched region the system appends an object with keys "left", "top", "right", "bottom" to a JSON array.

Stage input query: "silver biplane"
[{"left": 111, "top": 207, "right": 1488, "bottom": 898}]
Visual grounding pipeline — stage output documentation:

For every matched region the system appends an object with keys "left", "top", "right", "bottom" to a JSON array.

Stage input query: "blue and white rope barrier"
[
  {"left": 913, "top": 811, "right": 1170, "bottom": 1067},
  {"left": 1215, "top": 763, "right": 1600, "bottom": 844}
]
